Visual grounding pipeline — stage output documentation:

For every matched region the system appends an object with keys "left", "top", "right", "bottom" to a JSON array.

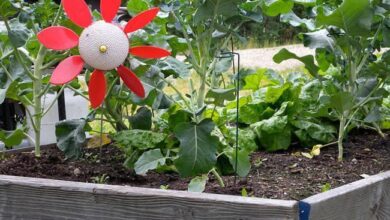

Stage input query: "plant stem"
[
  {"left": 66, "top": 85, "right": 89, "bottom": 100},
  {"left": 159, "top": 76, "right": 191, "bottom": 109},
  {"left": 337, "top": 115, "right": 347, "bottom": 161},
  {"left": 32, "top": 45, "right": 47, "bottom": 157},
  {"left": 23, "top": 132, "right": 36, "bottom": 146},
  {"left": 211, "top": 168, "right": 225, "bottom": 187},
  {"left": 0, "top": 61, "right": 15, "bottom": 80},
  {"left": 104, "top": 77, "right": 128, "bottom": 131},
  {"left": 197, "top": 76, "right": 207, "bottom": 108},
  {"left": 171, "top": 12, "right": 202, "bottom": 73},
  {"left": 41, "top": 85, "right": 66, "bottom": 118}
]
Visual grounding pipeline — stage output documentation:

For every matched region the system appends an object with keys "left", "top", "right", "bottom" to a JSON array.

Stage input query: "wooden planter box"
[{"left": 0, "top": 171, "right": 389, "bottom": 219}]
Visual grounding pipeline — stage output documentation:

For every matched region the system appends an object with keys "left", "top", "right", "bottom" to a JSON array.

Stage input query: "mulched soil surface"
[{"left": 0, "top": 130, "right": 389, "bottom": 200}]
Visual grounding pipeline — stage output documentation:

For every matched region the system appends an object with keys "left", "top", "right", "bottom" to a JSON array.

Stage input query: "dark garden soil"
[{"left": 0, "top": 130, "right": 389, "bottom": 200}]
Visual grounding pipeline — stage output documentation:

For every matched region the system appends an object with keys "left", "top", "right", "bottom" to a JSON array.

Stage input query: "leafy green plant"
[
  {"left": 55, "top": 119, "right": 87, "bottom": 160},
  {"left": 274, "top": 0, "right": 390, "bottom": 160},
  {"left": 223, "top": 69, "right": 336, "bottom": 151},
  {"left": 112, "top": 129, "right": 167, "bottom": 169}
]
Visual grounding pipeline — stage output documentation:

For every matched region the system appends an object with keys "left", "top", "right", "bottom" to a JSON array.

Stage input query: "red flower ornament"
[{"left": 37, "top": 0, "right": 171, "bottom": 109}]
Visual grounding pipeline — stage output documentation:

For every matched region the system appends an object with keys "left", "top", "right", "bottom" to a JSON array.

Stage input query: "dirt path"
[{"left": 237, "top": 44, "right": 314, "bottom": 71}]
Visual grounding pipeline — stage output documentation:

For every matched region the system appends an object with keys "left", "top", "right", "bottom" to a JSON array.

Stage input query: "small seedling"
[
  {"left": 0, "top": 152, "right": 5, "bottom": 161},
  {"left": 321, "top": 183, "right": 331, "bottom": 192},
  {"left": 254, "top": 158, "right": 263, "bottom": 168},
  {"left": 160, "top": 185, "right": 169, "bottom": 190},
  {"left": 241, "top": 188, "right": 248, "bottom": 197},
  {"left": 85, "top": 153, "right": 100, "bottom": 163},
  {"left": 254, "top": 158, "right": 268, "bottom": 168},
  {"left": 91, "top": 174, "right": 109, "bottom": 184}
]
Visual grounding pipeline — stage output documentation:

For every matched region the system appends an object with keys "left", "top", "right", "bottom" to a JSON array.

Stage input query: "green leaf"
[
  {"left": 7, "top": 19, "right": 31, "bottom": 48},
  {"left": 55, "top": 119, "right": 86, "bottom": 160},
  {"left": 382, "top": 19, "right": 390, "bottom": 47},
  {"left": 129, "top": 107, "right": 152, "bottom": 130},
  {"left": 241, "top": 188, "right": 248, "bottom": 197},
  {"left": 243, "top": 70, "right": 263, "bottom": 91},
  {"left": 321, "top": 183, "right": 331, "bottom": 192},
  {"left": 214, "top": 57, "right": 232, "bottom": 73},
  {"left": 281, "top": 12, "right": 315, "bottom": 31},
  {"left": 273, "top": 48, "right": 319, "bottom": 77},
  {"left": 239, "top": 103, "right": 266, "bottom": 124},
  {"left": 188, "top": 175, "right": 209, "bottom": 193},
  {"left": 168, "top": 109, "right": 192, "bottom": 130},
  {"left": 330, "top": 92, "right": 355, "bottom": 114},
  {"left": 265, "top": 83, "right": 291, "bottom": 104},
  {"left": 316, "top": 0, "right": 374, "bottom": 36},
  {"left": 225, "top": 148, "right": 251, "bottom": 177},
  {"left": 113, "top": 130, "right": 167, "bottom": 150},
  {"left": 205, "top": 88, "right": 236, "bottom": 106},
  {"left": 237, "top": 129, "right": 258, "bottom": 152},
  {"left": 242, "top": 69, "right": 283, "bottom": 91},
  {"left": 364, "top": 107, "right": 381, "bottom": 123},
  {"left": 261, "top": 0, "right": 294, "bottom": 17},
  {"left": 194, "top": 0, "right": 240, "bottom": 24},
  {"left": 5, "top": 79, "right": 33, "bottom": 106},
  {"left": 158, "top": 57, "right": 190, "bottom": 78},
  {"left": 174, "top": 119, "right": 219, "bottom": 177},
  {"left": 134, "top": 149, "right": 166, "bottom": 175},
  {"left": 127, "top": 0, "right": 149, "bottom": 16},
  {"left": 0, "top": 129, "right": 25, "bottom": 147},
  {"left": 302, "top": 29, "right": 335, "bottom": 50},
  {"left": 292, "top": 119, "right": 336, "bottom": 146},
  {"left": 0, "top": 0, "right": 19, "bottom": 18},
  {"left": 292, "top": 0, "right": 316, "bottom": 6},
  {"left": 240, "top": 1, "right": 263, "bottom": 22},
  {"left": 251, "top": 116, "right": 291, "bottom": 151}
]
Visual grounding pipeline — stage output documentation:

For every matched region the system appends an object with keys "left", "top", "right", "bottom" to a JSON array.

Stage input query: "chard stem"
[{"left": 211, "top": 168, "right": 225, "bottom": 188}]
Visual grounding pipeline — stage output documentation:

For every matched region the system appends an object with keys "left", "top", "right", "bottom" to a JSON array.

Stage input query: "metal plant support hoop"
[{"left": 216, "top": 38, "right": 241, "bottom": 184}]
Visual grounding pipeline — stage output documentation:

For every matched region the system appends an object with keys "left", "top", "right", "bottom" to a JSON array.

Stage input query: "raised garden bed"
[
  {"left": 0, "top": 171, "right": 389, "bottom": 219},
  {"left": 0, "top": 131, "right": 389, "bottom": 219}
]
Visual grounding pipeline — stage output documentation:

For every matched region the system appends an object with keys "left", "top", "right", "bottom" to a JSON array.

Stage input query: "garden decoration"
[{"left": 37, "top": 0, "right": 171, "bottom": 109}]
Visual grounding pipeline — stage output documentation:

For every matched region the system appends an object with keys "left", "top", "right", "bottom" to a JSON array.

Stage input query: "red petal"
[
  {"left": 37, "top": 26, "right": 79, "bottom": 51},
  {"left": 50, "top": 56, "right": 84, "bottom": 85},
  {"left": 117, "top": 65, "right": 145, "bottom": 98},
  {"left": 124, "top": 8, "right": 159, "bottom": 33},
  {"left": 62, "top": 0, "right": 93, "bottom": 28},
  {"left": 89, "top": 69, "right": 106, "bottom": 109},
  {"left": 129, "top": 46, "right": 171, "bottom": 59},
  {"left": 101, "top": 0, "right": 121, "bottom": 23}
]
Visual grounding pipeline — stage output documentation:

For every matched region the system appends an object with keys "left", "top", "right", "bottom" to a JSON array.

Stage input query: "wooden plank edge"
[
  {"left": 302, "top": 170, "right": 390, "bottom": 204},
  {"left": 0, "top": 174, "right": 297, "bottom": 208},
  {"left": 299, "top": 170, "right": 390, "bottom": 220}
]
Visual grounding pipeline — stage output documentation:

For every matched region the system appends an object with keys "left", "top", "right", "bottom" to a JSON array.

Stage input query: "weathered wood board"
[
  {"left": 0, "top": 175, "right": 298, "bottom": 220},
  {"left": 301, "top": 171, "right": 390, "bottom": 220}
]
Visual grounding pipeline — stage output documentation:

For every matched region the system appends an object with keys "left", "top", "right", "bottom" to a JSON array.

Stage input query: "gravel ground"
[
  {"left": 177, "top": 44, "right": 313, "bottom": 71},
  {"left": 237, "top": 44, "right": 314, "bottom": 71}
]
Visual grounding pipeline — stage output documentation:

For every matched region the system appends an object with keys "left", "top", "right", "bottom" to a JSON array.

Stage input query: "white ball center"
[{"left": 79, "top": 21, "right": 129, "bottom": 71}]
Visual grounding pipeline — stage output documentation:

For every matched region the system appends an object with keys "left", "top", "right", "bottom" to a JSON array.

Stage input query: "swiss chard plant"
[
  {"left": 221, "top": 68, "right": 337, "bottom": 152},
  {"left": 274, "top": 0, "right": 390, "bottom": 160}
]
